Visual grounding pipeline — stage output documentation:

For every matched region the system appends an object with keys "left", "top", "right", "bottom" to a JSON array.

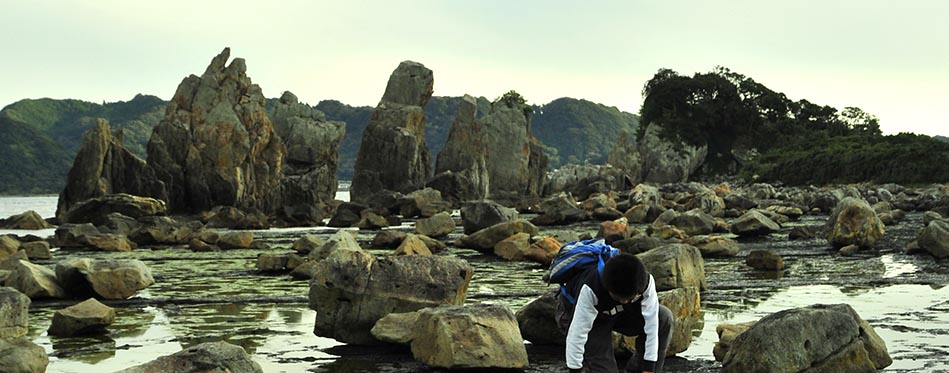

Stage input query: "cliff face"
[{"left": 147, "top": 48, "right": 284, "bottom": 214}]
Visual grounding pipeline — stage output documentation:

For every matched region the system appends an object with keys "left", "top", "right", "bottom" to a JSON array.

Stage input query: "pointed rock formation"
[
  {"left": 269, "top": 91, "right": 345, "bottom": 225},
  {"left": 146, "top": 48, "right": 284, "bottom": 214},
  {"left": 430, "top": 94, "right": 490, "bottom": 204},
  {"left": 638, "top": 122, "right": 707, "bottom": 183},
  {"left": 57, "top": 120, "right": 165, "bottom": 219},
  {"left": 350, "top": 61, "right": 434, "bottom": 204},
  {"left": 606, "top": 130, "right": 642, "bottom": 183},
  {"left": 481, "top": 92, "right": 547, "bottom": 201}
]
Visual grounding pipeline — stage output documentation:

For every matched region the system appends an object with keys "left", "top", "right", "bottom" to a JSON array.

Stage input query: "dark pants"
[{"left": 559, "top": 302, "right": 674, "bottom": 373}]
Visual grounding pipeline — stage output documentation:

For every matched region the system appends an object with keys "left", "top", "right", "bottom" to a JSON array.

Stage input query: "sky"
[{"left": 1, "top": 0, "right": 946, "bottom": 137}]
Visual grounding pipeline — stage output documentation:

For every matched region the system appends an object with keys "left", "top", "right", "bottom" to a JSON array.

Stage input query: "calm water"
[{"left": 2, "top": 195, "right": 947, "bottom": 372}]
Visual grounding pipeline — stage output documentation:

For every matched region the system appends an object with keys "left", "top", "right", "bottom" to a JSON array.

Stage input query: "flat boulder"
[
  {"left": 826, "top": 197, "right": 885, "bottom": 248},
  {"left": 56, "top": 258, "right": 154, "bottom": 299},
  {"left": 729, "top": 210, "right": 781, "bottom": 236},
  {"left": 637, "top": 244, "right": 706, "bottom": 291},
  {"left": 670, "top": 209, "right": 716, "bottom": 236},
  {"left": 309, "top": 251, "right": 473, "bottom": 345},
  {"left": 493, "top": 232, "right": 532, "bottom": 260},
  {"left": 460, "top": 200, "right": 518, "bottom": 234},
  {"left": 5, "top": 261, "right": 65, "bottom": 299},
  {"left": 745, "top": 250, "right": 784, "bottom": 270},
  {"left": 917, "top": 219, "right": 949, "bottom": 259},
  {"left": 686, "top": 235, "right": 739, "bottom": 257},
  {"left": 218, "top": 231, "right": 254, "bottom": 250},
  {"left": 516, "top": 291, "right": 564, "bottom": 345},
  {"left": 48, "top": 298, "right": 115, "bottom": 337},
  {"left": 371, "top": 311, "right": 420, "bottom": 345},
  {"left": 459, "top": 220, "right": 539, "bottom": 253},
  {"left": 0, "top": 287, "right": 30, "bottom": 339},
  {"left": 0, "top": 337, "right": 49, "bottom": 373},
  {"left": 0, "top": 211, "right": 52, "bottom": 230},
  {"left": 411, "top": 304, "right": 529, "bottom": 369},
  {"left": 722, "top": 303, "right": 891, "bottom": 372},
  {"left": 62, "top": 193, "right": 166, "bottom": 225},
  {"left": 117, "top": 341, "right": 262, "bottom": 373},
  {"left": 415, "top": 212, "right": 455, "bottom": 238}
]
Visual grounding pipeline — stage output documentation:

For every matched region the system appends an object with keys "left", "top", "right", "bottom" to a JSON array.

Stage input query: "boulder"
[
  {"left": 0, "top": 337, "right": 49, "bottom": 373},
  {"left": 416, "top": 235, "right": 447, "bottom": 254},
  {"left": 99, "top": 212, "right": 142, "bottom": 235},
  {"left": 291, "top": 235, "right": 325, "bottom": 254},
  {"left": 117, "top": 341, "right": 262, "bottom": 373},
  {"left": 713, "top": 321, "right": 756, "bottom": 362},
  {"left": 724, "top": 193, "right": 757, "bottom": 211},
  {"left": 917, "top": 219, "right": 949, "bottom": 259},
  {"left": 745, "top": 250, "right": 784, "bottom": 270},
  {"left": 0, "top": 235, "right": 20, "bottom": 258},
  {"left": 188, "top": 239, "right": 218, "bottom": 252},
  {"left": 597, "top": 218, "right": 631, "bottom": 244},
  {"left": 515, "top": 291, "right": 564, "bottom": 345},
  {"left": 722, "top": 304, "right": 891, "bottom": 372},
  {"left": 431, "top": 95, "right": 490, "bottom": 204},
  {"left": 399, "top": 188, "right": 451, "bottom": 218},
  {"left": 256, "top": 254, "right": 289, "bottom": 272},
  {"left": 309, "top": 251, "right": 473, "bottom": 345},
  {"left": 394, "top": 235, "right": 432, "bottom": 256},
  {"left": 637, "top": 244, "right": 706, "bottom": 291},
  {"left": 130, "top": 216, "right": 201, "bottom": 245},
  {"left": 411, "top": 304, "right": 529, "bottom": 369},
  {"left": 216, "top": 232, "right": 254, "bottom": 250},
  {"left": 351, "top": 61, "right": 434, "bottom": 203},
  {"left": 147, "top": 48, "right": 284, "bottom": 214},
  {"left": 356, "top": 210, "right": 389, "bottom": 230},
  {"left": 55, "top": 258, "right": 154, "bottom": 299},
  {"left": 52, "top": 223, "right": 100, "bottom": 248},
  {"left": 415, "top": 212, "right": 455, "bottom": 238},
  {"left": 637, "top": 122, "right": 707, "bottom": 183},
  {"left": 371, "top": 311, "right": 420, "bottom": 345},
  {"left": 459, "top": 220, "right": 539, "bottom": 253},
  {"left": 460, "top": 200, "right": 518, "bottom": 235},
  {"left": 619, "top": 286, "right": 701, "bottom": 356},
  {"left": 83, "top": 233, "right": 135, "bottom": 252},
  {"left": 56, "top": 119, "right": 165, "bottom": 220},
  {"left": 5, "top": 261, "right": 65, "bottom": 299},
  {"left": 0, "top": 211, "right": 52, "bottom": 230},
  {"left": 613, "top": 236, "right": 668, "bottom": 255},
  {"left": 204, "top": 206, "right": 269, "bottom": 230},
  {"left": 269, "top": 91, "right": 345, "bottom": 226},
  {"left": 788, "top": 226, "right": 819, "bottom": 240},
  {"left": 47, "top": 298, "right": 115, "bottom": 337},
  {"left": 0, "top": 251, "right": 28, "bottom": 271},
  {"left": 371, "top": 231, "right": 407, "bottom": 249},
  {"left": 546, "top": 164, "right": 624, "bottom": 201},
  {"left": 686, "top": 235, "right": 739, "bottom": 257},
  {"left": 531, "top": 193, "right": 590, "bottom": 226},
  {"left": 670, "top": 209, "right": 716, "bottom": 236},
  {"left": 922, "top": 211, "right": 944, "bottom": 226},
  {"left": 826, "top": 197, "right": 885, "bottom": 248},
  {"left": 61, "top": 193, "right": 166, "bottom": 225},
  {"left": 307, "top": 231, "right": 362, "bottom": 261},
  {"left": 481, "top": 92, "right": 547, "bottom": 200},
  {"left": 524, "top": 237, "right": 562, "bottom": 266},
  {"left": 747, "top": 183, "right": 777, "bottom": 200},
  {"left": 729, "top": 210, "right": 781, "bottom": 236},
  {"left": 494, "top": 232, "right": 532, "bottom": 260},
  {"left": 0, "top": 287, "right": 30, "bottom": 339}
]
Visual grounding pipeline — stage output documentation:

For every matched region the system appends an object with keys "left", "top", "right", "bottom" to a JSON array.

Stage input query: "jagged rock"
[
  {"left": 0, "top": 211, "right": 52, "bottom": 230},
  {"left": 0, "top": 287, "right": 30, "bottom": 339},
  {"left": 607, "top": 130, "right": 643, "bottom": 184},
  {"left": 545, "top": 164, "right": 624, "bottom": 201},
  {"left": 687, "top": 235, "right": 739, "bottom": 257},
  {"left": 147, "top": 48, "right": 284, "bottom": 214},
  {"left": 394, "top": 235, "right": 432, "bottom": 256},
  {"left": 618, "top": 286, "right": 701, "bottom": 356},
  {"left": 55, "top": 258, "right": 154, "bottom": 299},
  {"left": 48, "top": 298, "right": 115, "bottom": 337},
  {"left": 516, "top": 291, "right": 564, "bottom": 345},
  {"left": 292, "top": 235, "right": 325, "bottom": 254},
  {"left": 494, "top": 232, "right": 531, "bottom": 260},
  {"left": 204, "top": 206, "right": 269, "bottom": 230},
  {"left": 256, "top": 254, "right": 289, "bottom": 272},
  {"left": 459, "top": 220, "right": 539, "bottom": 253},
  {"left": 460, "top": 200, "right": 518, "bottom": 235},
  {"left": 270, "top": 91, "right": 345, "bottom": 225},
  {"left": 745, "top": 250, "right": 784, "bottom": 270},
  {"left": 713, "top": 321, "right": 756, "bottom": 362},
  {"left": 411, "top": 304, "right": 529, "bottom": 369},
  {"left": 61, "top": 193, "right": 166, "bottom": 225},
  {"left": 5, "top": 261, "right": 65, "bottom": 299},
  {"left": 826, "top": 197, "right": 885, "bottom": 248},
  {"left": 0, "top": 337, "right": 49, "bottom": 373},
  {"left": 747, "top": 183, "right": 777, "bottom": 200},
  {"left": 637, "top": 244, "right": 706, "bottom": 291},
  {"left": 351, "top": 61, "right": 434, "bottom": 204},
  {"left": 670, "top": 209, "right": 716, "bottom": 236},
  {"left": 637, "top": 123, "right": 707, "bottom": 183},
  {"left": 415, "top": 212, "right": 455, "bottom": 238},
  {"left": 917, "top": 219, "right": 949, "bottom": 259},
  {"left": 57, "top": 120, "right": 166, "bottom": 219},
  {"left": 431, "top": 94, "right": 490, "bottom": 204},
  {"left": 481, "top": 93, "right": 547, "bottom": 200},
  {"left": 309, "top": 251, "right": 473, "bottom": 345},
  {"left": 729, "top": 210, "right": 781, "bottom": 236},
  {"left": 722, "top": 304, "right": 891, "bottom": 372},
  {"left": 399, "top": 188, "right": 450, "bottom": 218},
  {"left": 118, "top": 341, "right": 262, "bottom": 373},
  {"left": 130, "top": 216, "right": 202, "bottom": 245},
  {"left": 371, "top": 311, "right": 420, "bottom": 344}
]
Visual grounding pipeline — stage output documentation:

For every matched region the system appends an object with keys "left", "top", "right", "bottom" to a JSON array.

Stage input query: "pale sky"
[{"left": 2, "top": 0, "right": 946, "bottom": 136}]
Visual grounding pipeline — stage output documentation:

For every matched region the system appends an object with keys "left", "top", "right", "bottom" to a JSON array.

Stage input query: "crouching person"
[{"left": 557, "top": 253, "right": 674, "bottom": 373}]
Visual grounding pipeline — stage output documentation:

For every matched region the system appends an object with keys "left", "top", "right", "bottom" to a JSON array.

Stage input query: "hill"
[{"left": 532, "top": 98, "right": 640, "bottom": 169}]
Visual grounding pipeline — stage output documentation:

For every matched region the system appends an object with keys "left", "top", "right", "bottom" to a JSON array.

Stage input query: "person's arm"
[
  {"left": 640, "top": 275, "right": 660, "bottom": 372},
  {"left": 565, "top": 284, "right": 598, "bottom": 370}
]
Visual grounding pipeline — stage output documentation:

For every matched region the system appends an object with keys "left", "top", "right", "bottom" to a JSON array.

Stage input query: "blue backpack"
[{"left": 544, "top": 238, "right": 618, "bottom": 305}]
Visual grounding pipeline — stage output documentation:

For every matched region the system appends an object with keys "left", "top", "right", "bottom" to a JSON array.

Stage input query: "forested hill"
[
  {"left": 936, "top": 135, "right": 949, "bottom": 143},
  {"left": 0, "top": 95, "right": 165, "bottom": 194},
  {"left": 0, "top": 94, "right": 639, "bottom": 194}
]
